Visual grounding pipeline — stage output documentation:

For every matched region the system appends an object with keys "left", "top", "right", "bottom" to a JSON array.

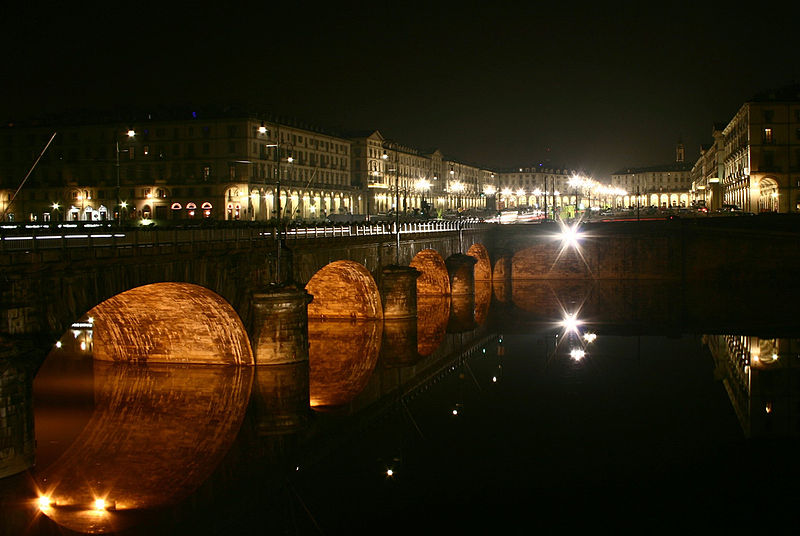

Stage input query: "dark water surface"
[{"left": 3, "top": 281, "right": 800, "bottom": 534}]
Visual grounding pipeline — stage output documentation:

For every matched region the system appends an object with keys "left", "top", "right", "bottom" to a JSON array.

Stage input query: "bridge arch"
[
  {"left": 410, "top": 249, "right": 451, "bottom": 296},
  {"left": 305, "top": 260, "right": 383, "bottom": 320},
  {"left": 466, "top": 243, "right": 492, "bottom": 281},
  {"left": 89, "top": 283, "right": 253, "bottom": 365}
]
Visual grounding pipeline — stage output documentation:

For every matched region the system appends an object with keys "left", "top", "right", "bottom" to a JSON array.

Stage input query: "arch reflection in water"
[
  {"left": 492, "top": 278, "right": 511, "bottom": 304},
  {"left": 474, "top": 281, "right": 492, "bottom": 326},
  {"left": 308, "top": 319, "right": 382, "bottom": 409},
  {"left": 90, "top": 282, "right": 253, "bottom": 365},
  {"left": 33, "top": 358, "right": 252, "bottom": 534},
  {"left": 417, "top": 295, "right": 450, "bottom": 357}
]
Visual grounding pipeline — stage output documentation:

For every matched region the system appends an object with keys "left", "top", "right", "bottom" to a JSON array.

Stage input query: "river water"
[{"left": 2, "top": 280, "right": 799, "bottom": 534}]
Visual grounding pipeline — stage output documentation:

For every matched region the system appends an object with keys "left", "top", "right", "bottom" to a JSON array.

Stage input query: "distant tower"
[{"left": 676, "top": 140, "right": 685, "bottom": 163}]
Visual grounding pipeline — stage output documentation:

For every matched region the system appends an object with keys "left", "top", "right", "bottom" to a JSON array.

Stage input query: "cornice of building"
[{"left": 612, "top": 162, "right": 693, "bottom": 175}]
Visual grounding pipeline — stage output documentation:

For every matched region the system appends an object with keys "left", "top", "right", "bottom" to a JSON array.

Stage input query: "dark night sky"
[{"left": 2, "top": 2, "right": 798, "bottom": 179}]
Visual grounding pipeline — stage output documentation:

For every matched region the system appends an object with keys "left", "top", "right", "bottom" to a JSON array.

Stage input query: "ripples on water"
[{"left": 3, "top": 281, "right": 800, "bottom": 534}]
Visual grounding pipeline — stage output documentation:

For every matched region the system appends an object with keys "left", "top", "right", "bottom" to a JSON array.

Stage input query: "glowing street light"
[
  {"left": 561, "top": 312, "right": 583, "bottom": 334},
  {"left": 558, "top": 221, "right": 583, "bottom": 249},
  {"left": 116, "top": 128, "right": 135, "bottom": 226},
  {"left": 38, "top": 496, "right": 52, "bottom": 510}
]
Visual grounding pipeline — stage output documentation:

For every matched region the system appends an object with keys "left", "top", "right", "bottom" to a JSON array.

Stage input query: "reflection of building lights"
[
  {"left": 80, "top": 341, "right": 86, "bottom": 351},
  {"left": 570, "top": 348, "right": 586, "bottom": 361},
  {"left": 583, "top": 332, "right": 597, "bottom": 343}
]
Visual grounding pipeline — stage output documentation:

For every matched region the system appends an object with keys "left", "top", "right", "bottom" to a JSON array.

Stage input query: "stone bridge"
[
  {"left": 0, "top": 222, "right": 495, "bottom": 366},
  {"left": 3, "top": 216, "right": 800, "bottom": 365}
]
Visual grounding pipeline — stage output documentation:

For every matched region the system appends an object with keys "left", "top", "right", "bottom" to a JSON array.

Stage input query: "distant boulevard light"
[
  {"left": 561, "top": 313, "right": 582, "bottom": 334},
  {"left": 558, "top": 222, "right": 583, "bottom": 249}
]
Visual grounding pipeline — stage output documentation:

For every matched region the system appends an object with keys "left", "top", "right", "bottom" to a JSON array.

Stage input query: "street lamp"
[
  {"left": 116, "top": 128, "right": 135, "bottom": 226},
  {"left": 262, "top": 124, "right": 294, "bottom": 284},
  {"left": 483, "top": 184, "right": 497, "bottom": 212},
  {"left": 500, "top": 187, "right": 512, "bottom": 210},
  {"left": 568, "top": 175, "right": 583, "bottom": 217},
  {"left": 382, "top": 147, "right": 400, "bottom": 264},
  {"left": 415, "top": 178, "right": 431, "bottom": 217},
  {"left": 451, "top": 180, "right": 465, "bottom": 211}
]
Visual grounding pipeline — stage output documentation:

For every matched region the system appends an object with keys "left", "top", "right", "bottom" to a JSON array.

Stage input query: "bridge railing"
[{"left": 0, "top": 219, "right": 487, "bottom": 252}]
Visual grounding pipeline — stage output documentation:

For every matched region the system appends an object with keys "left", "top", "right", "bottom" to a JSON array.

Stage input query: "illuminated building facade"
[
  {"left": 496, "top": 166, "right": 626, "bottom": 214},
  {"left": 0, "top": 114, "right": 500, "bottom": 223},
  {"left": 497, "top": 166, "right": 579, "bottom": 211},
  {"left": 610, "top": 144, "right": 693, "bottom": 209},
  {"left": 719, "top": 87, "right": 800, "bottom": 213},
  {"left": 690, "top": 124, "right": 725, "bottom": 211},
  {"left": 349, "top": 130, "right": 496, "bottom": 217},
  {"left": 0, "top": 114, "right": 358, "bottom": 223}
]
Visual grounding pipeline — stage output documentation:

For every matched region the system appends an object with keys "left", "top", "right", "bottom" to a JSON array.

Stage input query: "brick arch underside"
[
  {"left": 89, "top": 283, "right": 253, "bottom": 365},
  {"left": 36, "top": 363, "right": 252, "bottom": 534},
  {"left": 305, "top": 260, "right": 383, "bottom": 320},
  {"left": 410, "top": 249, "right": 451, "bottom": 296},
  {"left": 467, "top": 243, "right": 492, "bottom": 281}
]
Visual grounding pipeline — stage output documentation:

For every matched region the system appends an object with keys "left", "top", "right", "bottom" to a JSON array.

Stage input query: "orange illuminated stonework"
[
  {"left": 417, "top": 295, "right": 450, "bottom": 356},
  {"left": 306, "top": 261, "right": 383, "bottom": 320},
  {"left": 33, "top": 361, "right": 252, "bottom": 534},
  {"left": 467, "top": 243, "right": 492, "bottom": 281},
  {"left": 410, "top": 249, "right": 450, "bottom": 296},
  {"left": 90, "top": 283, "right": 253, "bottom": 365},
  {"left": 308, "top": 319, "right": 381, "bottom": 408},
  {"left": 474, "top": 281, "right": 491, "bottom": 325}
]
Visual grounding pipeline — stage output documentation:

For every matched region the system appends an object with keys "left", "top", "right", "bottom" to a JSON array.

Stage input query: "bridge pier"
[
  {"left": 0, "top": 354, "right": 35, "bottom": 479},
  {"left": 379, "top": 317, "right": 420, "bottom": 367},
  {"left": 380, "top": 265, "right": 421, "bottom": 319},
  {"left": 445, "top": 253, "right": 477, "bottom": 296},
  {"left": 251, "top": 362, "right": 310, "bottom": 435},
  {"left": 250, "top": 287, "right": 313, "bottom": 365}
]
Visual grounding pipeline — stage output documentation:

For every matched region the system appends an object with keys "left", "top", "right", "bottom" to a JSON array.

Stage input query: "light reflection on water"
[
  {"left": 6, "top": 280, "right": 800, "bottom": 533},
  {"left": 32, "top": 356, "right": 252, "bottom": 534}
]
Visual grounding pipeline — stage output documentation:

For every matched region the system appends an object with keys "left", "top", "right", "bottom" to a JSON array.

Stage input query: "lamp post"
[
  {"left": 115, "top": 128, "right": 135, "bottom": 226},
  {"left": 415, "top": 178, "right": 431, "bottom": 217},
  {"left": 262, "top": 124, "right": 293, "bottom": 284},
  {"left": 483, "top": 184, "right": 497, "bottom": 213},
  {"left": 382, "top": 147, "right": 400, "bottom": 264}
]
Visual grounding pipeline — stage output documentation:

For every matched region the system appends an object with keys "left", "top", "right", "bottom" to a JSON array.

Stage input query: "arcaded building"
[{"left": 720, "top": 86, "right": 800, "bottom": 213}]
